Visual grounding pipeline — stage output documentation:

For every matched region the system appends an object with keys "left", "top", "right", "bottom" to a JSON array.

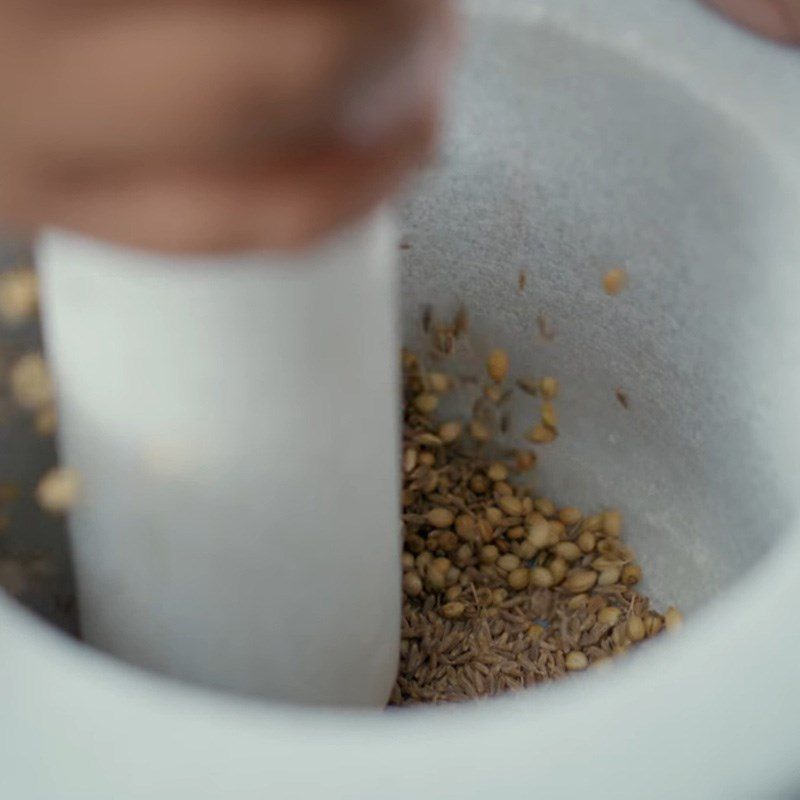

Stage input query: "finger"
[
  {"left": 30, "top": 105, "right": 439, "bottom": 253},
  {"left": 6, "top": 1, "right": 448, "bottom": 168},
  {"left": 703, "top": 0, "right": 800, "bottom": 42}
]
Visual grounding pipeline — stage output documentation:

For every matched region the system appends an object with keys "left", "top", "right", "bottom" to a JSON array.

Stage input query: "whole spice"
[
  {"left": 393, "top": 346, "right": 681, "bottom": 706},
  {"left": 603, "top": 267, "right": 629, "bottom": 295}
]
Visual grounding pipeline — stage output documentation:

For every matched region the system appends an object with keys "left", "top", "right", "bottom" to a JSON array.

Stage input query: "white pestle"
[{"left": 34, "top": 212, "right": 401, "bottom": 707}]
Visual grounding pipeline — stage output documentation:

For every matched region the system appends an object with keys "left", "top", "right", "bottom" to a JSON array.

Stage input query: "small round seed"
[
  {"left": 428, "top": 372, "right": 451, "bottom": 393},
  {"left": 531, "top": 566, "right": 554, "bottom": 588},
  {"left": 469, "top": 419, "right": 491, "bottom": 442},
  {"left": 476, "top": 518, "right": 494, "bottom": 543},
  {"left": 534, "top": 498, "right": 556, "bottom": 517},
  {"left": 548, "top": 557, "right": 569, "bottom": 584},
  {"left": 621, "top": 564, "right": 642, "bottom": 586},
  {"left": 645, "top": 613, "right": 664, "bottom": 637},
  {"left": 438, "top": 421, "right": 463, "bottom": 443},
  {"left": 487, "top": 462, "right": 509, "bottom": 482},
  {"left": 454, "top": 543, "right": 472, "bottom": 567},
  {"left": 497, "top": 495, "right": 523, "bottom": 516},
  {"left": 541, "top": 402, "right": 558, "bottom": 429},
  {"left": 10, "top": 353, "right": 53, "bottom": 411},
  {"left": 565, "top": 651, "right": 588, "bottom": 671},
  {"left": 438, "top": 531, "right": 459, "bottom": 551},
  {"left": 419, "top": 452, "right": 436, "bottom": 467},
  {"left": 602, "top": 509, "right": 622, "bottom": 537},
  {"left": 627, "top": 614, "right": 646, "bottom": 642},
  {"left": 426, "top": 507, "right": 454, "bottom": 528},
  {"left": 527, "top": 623, "right": 545, "bottom": 639},
  {"left": 664, "top": 606, "right": 683, "bottom": 631},
  {"left": 507, "top": 525, "right": 525, "bottom": 540},
  {"left": 491, "top": 588, "right": 508, "bottom": 604},
  {"left": 445, "top": 566, "right": 461, "bottom": 587},
  {"left": 415, "top": 552, "right": 433, "bottom": 572},
  {"left": 401, "top": 552, "right": 415, "bottom": 570},
  {"left": 597, "top": 567, "right": 621, "bottom": 586},
  {"left": 485, "top": 506, "right": 503, "bottom": 525},
  {"left": 528, "top": 424, "right": 557, "bottom": 444},
  {"left": 603, "top": 267, "right": 629, "bottom": 295},
  {"left": 518, "top": 539, "right": 537, "bottom": 560},
  {"left": 35, "top": 467, "right": 81, "bottom": 514},
  {"left": 507, "top": 567, "right": 530, "bottom": 590},
  {"left": 553, "top": 542, "right": 582, "bottom": 562},
  {"left": 540, "top": 376, "right": 559, "bottom": 399},
  {"left": 496, "top": 553, "right": 521, "bottom": 572},
  {"left": 427, "top": 568, "right": 446, "bottom": 590},
  {"left": 577, "top": 531, "right": 596, "bottom": 553},
  {"left": 563, "top": 569, "right": 597, "bottom": 593},
  {"left": 494, "top": 481, "right": 513, "bottom": 497},
  {"left": 414, "top": 393, "right": 439, "bottom": 414},
  {"left": 558, "top": 507, "right": 582, "bottom": 526},
  {"left": 455, "top": 514, "right": 475, "bottom": 540},
  {"left": 480, "top": 545, "right": 499, "bottom": 565},
  {"left": 403, "top": 448, "right": 418, "bottom": 474},
  {"left": 441, "top": 601, "right": 465, "bottom": 619},
  {"left": 528, "top": 519, "right": 552, "bottom": 549},
  {"left": 0, "top": 268, "right": 38, "bottom": 326},
  {"left": 445, "top": 585, "right": 462, "bottom": 601},
  {"left": 402, "top": 571, "right": 423, "bottom": 597},
  {"left": 598, "top": 606, "right": 622, "bottom": 626},
  {"left": 514, "top": 450, "right": 537, "bottom": 471},
  {"left": 581, "top": 514, "right": 604, "bottom": 533},
  {"left": 470, "top": 474, "right": 490, "bottom": 493},
  {"left": 486, "top": 349, "right": 510, "bottom": 383}
]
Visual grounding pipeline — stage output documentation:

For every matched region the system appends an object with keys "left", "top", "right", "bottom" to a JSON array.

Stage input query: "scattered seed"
[
  {"left": 540, "top": 376, "right": 559, "bottom": 399},
  {"left": 414, "top": 393, "right": 439, "bottom": 414},
  {"left": 615, "top": 389, "right": 629, "bottom": 409},
  {"left": 518, "top": 271, "right": 527, "bottom": 292},
  {"left": 486, "top": 349, "right": 510, "bottom": 383},
  {"left": 35, "top": 467, "right": 81, "bottom": 514},
  {"left": 10, "top": 353, "right": 53, "bottom": 411},
  {"left": 664, "top": 607, "right": 683, "bottom": 632},
  {"left": 537, "top": 313, "right": 556, "bottom": 342},
  {"left": 563, "top": 569, "right": 598, "bottom": 594},
  {"left": 603, "top": 267, "right": 629, "bottom": 295},
  {"left": 438, "top": 421, "right": 462, "bottom": 443},
  {"left": 427, "top": 508, "right": 454, "bottom": 528},
  {"left": 528, "top": 424, "right": 557, "bottom": 444},
  {"left": 441, "top": 602, "right": 465, "bottom": 619},
  {"left": 565, "top": 651, "right": 588, "bottom": 671},
  {"left": 541, "top": 401, "right": 558, "bottom": 429},
  {"left": 0, "top": 268, "right": 38, "bottom": 326},
  {"left": 602, "top": 509, "right": 622, "bottom": 537}
]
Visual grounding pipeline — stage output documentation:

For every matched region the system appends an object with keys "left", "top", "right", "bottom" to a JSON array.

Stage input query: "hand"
[
  {"left": 0, "top": 1, "right": 453, "bottom": 252},
  {"left": 704, "top": 0, "right": 800, "bottom": 43}
]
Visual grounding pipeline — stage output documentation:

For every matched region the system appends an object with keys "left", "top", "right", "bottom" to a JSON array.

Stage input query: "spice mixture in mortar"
[
  {"left": 390, "top": 294, "right": 680, "bottom": 706},
  {"left": 0, "top": 263, "right": 681, "bottom": 707}
]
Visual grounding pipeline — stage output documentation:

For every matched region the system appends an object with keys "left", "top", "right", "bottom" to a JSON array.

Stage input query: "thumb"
[{"left": 703, "top": 0, "right": 800, "bottom": 43}]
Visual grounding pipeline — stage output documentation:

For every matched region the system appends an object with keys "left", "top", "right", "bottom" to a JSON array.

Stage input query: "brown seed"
[
  {"left": 514, "top": 450, "right": 537, "bottom": 471},
  {"left": 603, "top": 509, "right": 622, "bottom": 537},
  {"left": 479, "top": 545, "right": 499, "bottom": 565},
  {"left": 487, "top": 462, "right": 509, "bottom": 482},
  {"left": 427, "top": 568, "right": 446, "bottom": 591},
  {"left": 540, "top": 376, "right": 559, "bottom": 399},
  {"left": 494, "top": 480, "right": 513, "bottom": 497},
  {"left": 419, "top": 452, "right": 435, "bottom": 467},
  {"left": 603, "top": 267, "right": 629, "bottom": 295},
  {"left": 402, "top": 572, "right": 423, "bottom": 597},
  {"left": 497, "top": 495, "right": 523, "bottom": 517},
  {"left": 598, "top": 606, "right": 622, "bottom": 626},
  {"left": 445, "top": 566, "right": 461, "bottom": 587},
  {"left": 455, "top": 514, "right": 475, "bottom": 541},
  {"left": 549, "top": 520, "right": 567, "bottom": 541},
  {"left": 454, "top": 543, "right": 472, "bottom": 567},
  {"left": 534, "top": 498, "right": 556, "bottom": 517},
  {"left": 486, "top": 349, "right": 510, "bottom": 383},
  {"left": 431, "top": 557, "right": 451, "bottom": 573},
  {"left": 548, "top": 557, "right": 569, "bottom": 584},
  {"left": 517, "top": 539, "right": 537, "bottom": 560},
  {"left": 507, "top": 525, "right": 525, "bottom": 541},
  {"left": 518, "top": 270, "right": 527, "bottom": 292},
  {"left": 428, "top": 372, "right": 451, "bottom": 394},
  {"left": 621, "top": 564, "right": 642, "bottom": 586},
  {"left": 469, "top": 419, "right": 491, "bottom": 443},
  {"left": 565, "top": 651, "right": 588, "bottom": 671},
  {"left": 527, "top": 623, "right": 545, "bottom": 639},
  {"left": 35, "top": 468, "right": 81, "bottom": 514},
  {"left": 496, "top": 554, "right": 521, "bottom": 572},
  {"left": 403, "top": 448, "right": 418, "bottom": 474},
  {"left": 528, "top": 424, "right": 557, "bottom": 444},
  {"left": 0, "top": 268, "right": 38, "bottom": 326},
  {"left": 664, "top": 607, "right": 683, "bottom": 632},
  {"left": 627, "top": 615, "right": 646, "bottom": 642},
  {"left": 401, "top": 552, "right": 415, "bottom": 570},
  {"left": 563, "top": 569, "right": 598, "bottom": 594},
  {"left": 414, "top": 393, "right": 439, "bottom": 414},
  {"left": 426, "top": 507, "right": 454, "bottom": 528},
  {"left": 541, "top": 402, "right": 558, "bottom": 429},
  {"left": 470, "top": 474, "right": 490, "bottom": 494},
  {"left": 476, "top": 518, "right": 494, "bottom": 543},
  {"left": 558, "top": 507, "right": 582, "bottom": 526},
  {"left": 577, "top": 531, "right": 596, "bottom": 553},
  {"left": 597, "top": 567, "right": 621, "bottom": 587},
  {"left": 445, "top": 585, "right": 462, "bottom": 601},
  {"left": 485, "top": 506, "right": 503, "bottom": 526},
  {"left": 528, "top": 518, "right": 552, "bottom": 549},
  {"left": 531, "top": 566, "right": 554, "bottom": 588},
  {"left": 537, "top": 313, "right": 556, "bottom": 341},
  {"left": 441, "top": 601, "right": 465, "bottom": 619},
  {"left": 10, "top": 353, "right": 54, "bottom": 411},
  {"left": 517, "top": 377, "right": 539, "bottom": 396},
  {"left": 582, "top": 514, "right": 604, "bottom": 533},
  {"left": 34, "top": 405, "right": 58, "bottom": 437},
  {"left": 553, "top": 542, "right": 582, "bottom": 562},
  {"left": 645, "top": 613, "right": 664, "bottom": 637},
  {"left": 438, "top": 531, "right": 459, "bottom": 551},
  {"left": 438, "top": 421, "right": 463, "bottom": 443},
  {"left": 507, "top": 567, "right": 530, "bottom": 590}
]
